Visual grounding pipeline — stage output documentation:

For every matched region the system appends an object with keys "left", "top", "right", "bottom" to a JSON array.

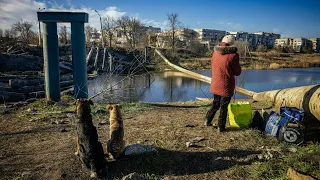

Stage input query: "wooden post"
[{"left": 102, "top": 48, "right": 106, "bottom": 71}]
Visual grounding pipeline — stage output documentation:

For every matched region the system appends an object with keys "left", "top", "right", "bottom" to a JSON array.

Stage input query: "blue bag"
[
  {"left": 265, "top": 107, "right": 304, "bottom": 138},
  {"left": 280, "top": 107, "right": 304, "bottom": 123}
]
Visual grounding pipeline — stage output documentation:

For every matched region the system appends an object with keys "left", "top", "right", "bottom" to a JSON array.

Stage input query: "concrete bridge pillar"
[
  {"left": 42, "top": 21, "right": 60, "bottom": 101},
  {"left": 37, "top": 12, "right": 89, "bottom": 101},
  {"left": 71, "top": 22, "right": 88, "bottom": 98}
]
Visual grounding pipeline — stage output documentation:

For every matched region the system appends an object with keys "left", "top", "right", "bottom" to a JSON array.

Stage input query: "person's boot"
[
  {"left": 217, "top": 127, "right": 226, "bottom": 133},
  {"left": 204, "top": 119, "right": 213, "bottom": 126}
]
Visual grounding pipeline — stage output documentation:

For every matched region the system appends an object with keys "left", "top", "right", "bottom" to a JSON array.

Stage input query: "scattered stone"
[
  {"left": 61, "top": 128, "right": 68, "bottom": 132},
  {"left": 21, "top": 171, "right": 31, "bottom": 177},
  {"left": 264, "top": 151, "right": 273, "bottom": 159},
  {"left": 122, "top": 172, "right": 144, "bottom": 180},
  {"left": 26, "top": 108, "right": 36, "bottom": 112},
  {"left": 215, "top": 157, "right": 223, "bottom": 161},
  {"left": 137, "top": 139, "right": 148, "bottom": 144},
  {"left": 58, "top": 120, "right": 68, "bottom": 124},
  {"left": 52, "top": 120, "right": 67, "bottom": 125},
  {"left": 257, "top": 154, "right": 264, "bottom": 160},
  {"left": 287, "top": 147, "right": 298, "bottom": 153},
  {"left": 189, "top": 137, "right": 205, "bottom": 143},
  {"left": 186, "top": 142, "right": 202, "bottom": 148},
  {"left": 124, "top": 144, "right": 157, "bottom": 156},
  {"left": 287, "top": 167, "right": 315, "bottom": 180}
]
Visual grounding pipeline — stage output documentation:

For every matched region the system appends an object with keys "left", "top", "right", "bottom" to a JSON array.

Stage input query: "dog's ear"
[
  {"left": 107, "top": 104, "right": 113, "bottom": 111},
  {"left": 89, "top": 99, "right": 94, "bottom": 105},
  {"left": 115, "top": 104, "right": 121, "bottom": 109}
]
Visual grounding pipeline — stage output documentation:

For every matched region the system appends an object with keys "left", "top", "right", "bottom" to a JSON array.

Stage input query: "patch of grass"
[
  {"left": 230, "top": 143, "right": 320, "bottom": 179},
  {"left": 120, "top": 102, "right": 152, "bottom": 113},
  {"left": 269, "top": 63, "right": 281, "bottom": 69}
]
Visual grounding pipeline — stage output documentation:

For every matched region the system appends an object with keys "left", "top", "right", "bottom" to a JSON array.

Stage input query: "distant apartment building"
[
  {"left": 194, "top": 29, "right": 226, "bottom": 43},
  {"left": 175, "top": 28, "right": 198, "bottom": 42},
  {"left": 113, "top": 26, "right": 161, "bottom": 47},
  {"left": 90, "top": 30, "right": 102, "bottom": 43},
  {"left": 155, "top": 28, "right": 198, "bottom": 48},
  {"left": 254, "top": 31, "right": 281, "bottom": 48},
  {"left": 143, "top": 26, "right": 161, "bottom": 33},
  {"left": 308, "top": 38, "right": 320, "bottom": 52},
  {"left": 274, "top": 38, "right": 294, "bottom": 48},
  {"left": 227, "top": 31, "right": 280, "bottom": 49},
  {"left": 293, "top": 38, "right": 313, "bottom": 52},
  {"left": 228, "top": 31, "right": 258, "bottom": 49}
]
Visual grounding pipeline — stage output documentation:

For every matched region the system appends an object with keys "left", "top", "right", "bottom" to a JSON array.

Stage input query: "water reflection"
[{"left": 88, "top": 68, "right": 320, "bottom": 102}]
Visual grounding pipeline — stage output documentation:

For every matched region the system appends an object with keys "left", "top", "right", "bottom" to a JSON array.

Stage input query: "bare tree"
[
  {"left": 102, "top": 16, "right": 117, "bottom": 48},
  {"left": 85, "top": 25, "right": 93, "bottom": 46},
  {"left": 4, "top": 29, "right": 10, "bottom": 38},
  {"left": 167, "top": 13, "right": 181, "bottom": 52},
  {"left": 59, "top": 25, "right": 69, "bottom": 45},
  {"left": 12, "top": 19, "right": 33, "bottom": 44},
  {"left": 234, "top": 40, "right": 250, "bottom": 60},
  {"left": 117, "top": 16, "right": 144, "bottom": 48}
]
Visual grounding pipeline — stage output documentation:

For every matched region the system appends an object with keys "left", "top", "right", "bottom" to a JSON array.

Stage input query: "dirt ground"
[{"left": 0, "top": 98, "right": 319, "bottom": 180}]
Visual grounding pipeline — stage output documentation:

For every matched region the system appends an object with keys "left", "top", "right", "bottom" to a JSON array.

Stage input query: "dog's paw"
[{"left": 90, "top": 171, "right": 97, "bottom": 179}]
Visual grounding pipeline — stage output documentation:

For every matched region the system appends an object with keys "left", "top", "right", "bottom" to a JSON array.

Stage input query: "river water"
[{"left": 88, "top": 68, "right": 320, "bottom": 102}]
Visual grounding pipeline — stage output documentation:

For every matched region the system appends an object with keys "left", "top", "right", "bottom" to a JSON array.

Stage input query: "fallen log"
[
  {"left": 86, "top": 46, "right": 94, "bottom": 64},
  {"left": 155, "top": 49, "right": 256, "bottom": 98},
  {"left": 0, "top": 87, "right": 14, "bottom": 92},
  {"left": 0, "top": 91, "right": 26, "bottom": 102},
  {"left": 9, "top": 75, "right": 73, "bottom": 89},
  {"left": 28, "top": 85, "right": 73, "bottom": 99},
  {"left": 93, "top": 47, "right": 99, "bottom": 70}
]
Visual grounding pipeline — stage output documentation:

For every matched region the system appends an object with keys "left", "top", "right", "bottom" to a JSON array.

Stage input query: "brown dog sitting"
[
  {"left": 74, "top": 98, "right": 107, "bottom": 178},
  {"left": 106, "top": 104, "right": 125, "bottom": 160}
]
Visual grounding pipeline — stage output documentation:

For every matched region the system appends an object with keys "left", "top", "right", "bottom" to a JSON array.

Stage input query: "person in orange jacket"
[{"left": 205, "top": 35, "right": 242, "bottom": 132}]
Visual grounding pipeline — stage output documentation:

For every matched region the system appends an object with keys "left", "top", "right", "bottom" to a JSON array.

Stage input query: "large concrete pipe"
[{"left": 253, "top": 85, "right": 320, "bottom": 121}]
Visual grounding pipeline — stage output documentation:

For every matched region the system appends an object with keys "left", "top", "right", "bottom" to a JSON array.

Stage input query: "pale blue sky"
[{"left": 1, "top": 0, "right": 319, "bottom": 38}]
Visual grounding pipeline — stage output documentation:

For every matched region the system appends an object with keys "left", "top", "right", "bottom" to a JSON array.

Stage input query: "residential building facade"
[
  {"left": 293, "top": 38, "right": 313, "bottom": 52},
  {"left": 228, "top": 31, "right": 259, "bottom": 49},
  {"left": 194, "top": 29, "right": 226, "bottom": 43},
  {"left": 254, "top": 31, "right": 281, "bottom": 48},
  {"left": 308, "top": 38, "right": 320, "bottom": 52},
  {"left": 274, "top": 38, "right": 294, "bottom": 48}
]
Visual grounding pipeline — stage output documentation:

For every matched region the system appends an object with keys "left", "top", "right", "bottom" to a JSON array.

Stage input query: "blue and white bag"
[{"left": 265, "top": 107, "right": 304, "bottom": 138}]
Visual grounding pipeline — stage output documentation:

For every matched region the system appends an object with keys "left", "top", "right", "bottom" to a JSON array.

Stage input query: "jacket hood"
[{"left": 214, "top": 43, "right": 238, "bottom": 55}]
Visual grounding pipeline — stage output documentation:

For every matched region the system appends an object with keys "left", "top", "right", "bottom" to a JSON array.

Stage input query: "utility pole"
[
  {"left": 95, "top": 10, "right": 104, "bottom": 47},
  {"left": 38, "top": 7, "right": 45, "bottom": 46}
]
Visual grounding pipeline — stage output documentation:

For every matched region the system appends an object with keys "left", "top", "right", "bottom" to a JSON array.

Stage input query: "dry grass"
[
  {"left": 159, "top": 51, "right": 320, "bottom": 71},
  {"left": 0, "top": 98, "right": 319, "bottom": 180},
  {"left": 269, "top": 63, "right": 281, "bottom": 69}
]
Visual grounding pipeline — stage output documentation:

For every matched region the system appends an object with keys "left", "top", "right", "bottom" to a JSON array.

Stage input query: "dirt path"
[{"left": 0, "top": 100, "right": 317, "bottom": 180}]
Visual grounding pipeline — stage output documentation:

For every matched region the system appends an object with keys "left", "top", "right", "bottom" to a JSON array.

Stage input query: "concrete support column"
[
  {"left": 71, "top": 22, "right": 88, "bottom": 98},
  {"left": 42, "top": 22, "right": 60, "bottom": 101}
]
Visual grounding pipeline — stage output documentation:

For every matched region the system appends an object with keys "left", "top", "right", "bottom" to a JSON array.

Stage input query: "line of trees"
[
  {"left": 0, "top": 19, "right": 73, "bottom": 46},
  {"left": 83, "top": 12, "right": 183, "bottom": 50}
]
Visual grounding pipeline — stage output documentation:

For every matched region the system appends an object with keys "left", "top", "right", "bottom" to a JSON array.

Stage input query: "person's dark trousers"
[{"left": 205, "top": 94, "right": 231, "bottom": 129}]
